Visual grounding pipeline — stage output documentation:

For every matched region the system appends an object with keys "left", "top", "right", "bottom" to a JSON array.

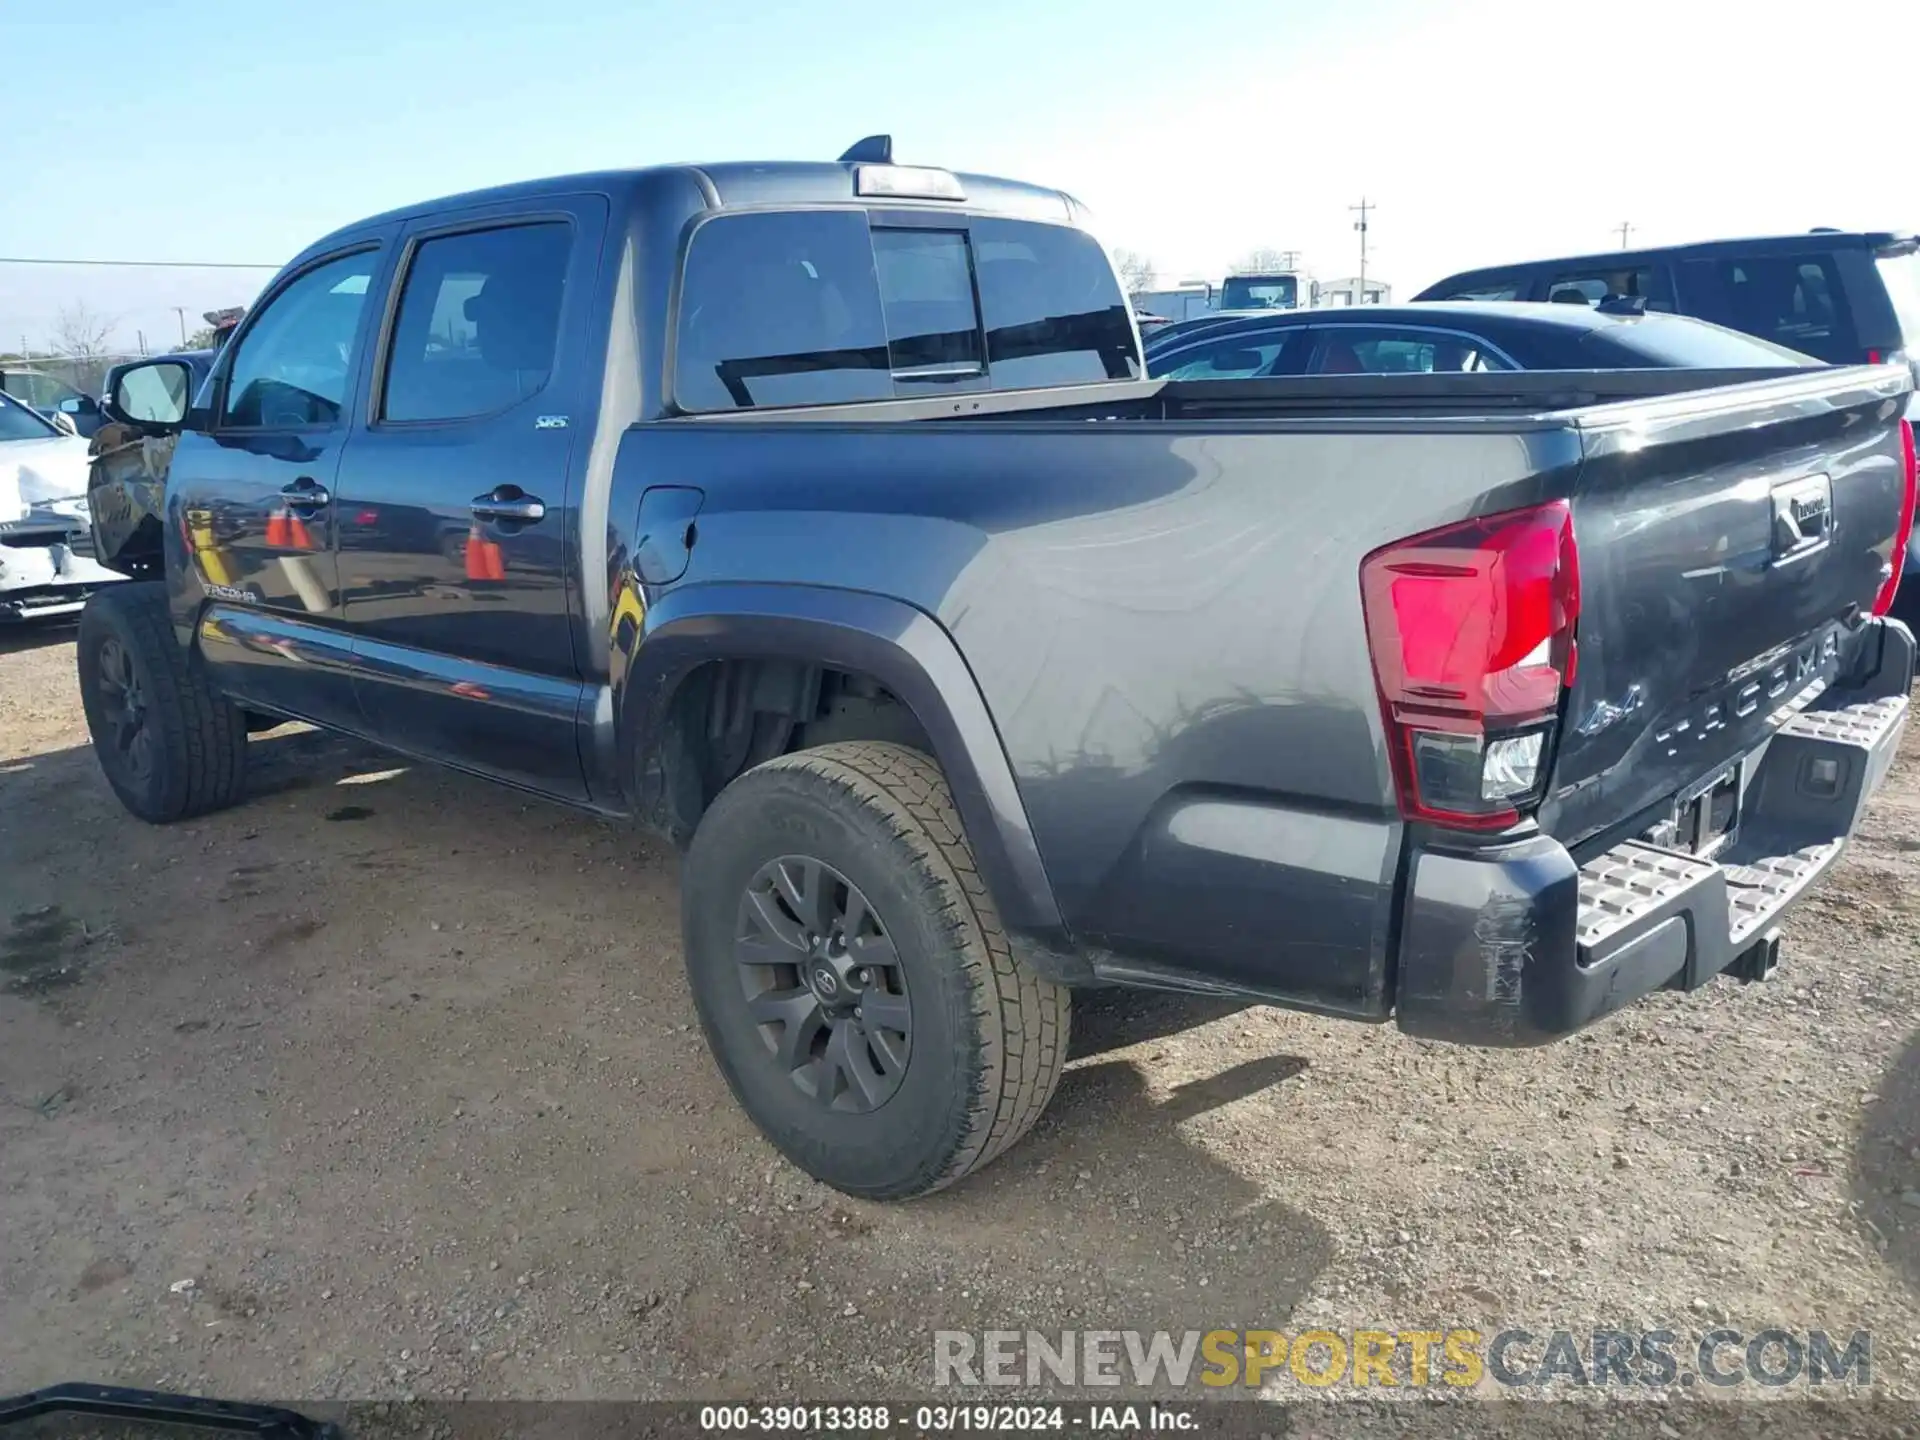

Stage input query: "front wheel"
[
  {"left": 76, "top": 582, "right": 248, "bottom": 822},
  {"left": 681, "top": 741, "right": 1069, "bottom": 1200}
]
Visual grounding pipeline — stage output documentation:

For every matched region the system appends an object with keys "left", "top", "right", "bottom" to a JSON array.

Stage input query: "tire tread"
[
  {"left": 78, "top": 582, "right": 247, "bottom": 822},
  {"left": 702, "top": 741, "right": 1069, "bottom": 1198}
]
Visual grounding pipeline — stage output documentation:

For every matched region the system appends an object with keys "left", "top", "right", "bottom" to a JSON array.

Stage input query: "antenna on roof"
[{"left": 838, "top": 135, "right": 893, "bottom": 164}]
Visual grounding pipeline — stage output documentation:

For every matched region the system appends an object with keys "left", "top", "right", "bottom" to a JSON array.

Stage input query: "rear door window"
[
  {"left": 382, "top": 221, "right": 573, "bottom": 422},
  {"left": 1712, "top": 253, "right": 1858, "bottom": 361},
  {"left": 674, "top": 212, "right": 1140, "bottom": 411}
]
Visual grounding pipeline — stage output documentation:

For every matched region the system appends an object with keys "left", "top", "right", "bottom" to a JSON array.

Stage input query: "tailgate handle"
[{"left": 1770, "top": 474, "right": 1833, "bottom": 564}]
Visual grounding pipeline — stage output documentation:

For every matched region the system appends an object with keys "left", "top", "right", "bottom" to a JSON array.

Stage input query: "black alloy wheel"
[
  {"left": 93, "top": 635, "right": 155, "bottom": 784},
  {"left": 735, "top": 856, "right": 912, "bottom": 1112},
  {"left": 679, "top": 742, "right": 1071, "bottom": 1199}
]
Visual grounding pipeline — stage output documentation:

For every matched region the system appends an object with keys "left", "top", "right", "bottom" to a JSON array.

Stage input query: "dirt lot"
[{"left": 5, "top": 618, "right": 1920, "bottom": 1432}]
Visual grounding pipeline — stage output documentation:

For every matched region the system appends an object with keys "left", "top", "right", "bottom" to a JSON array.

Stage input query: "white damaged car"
[{"left": 0, "top": 391, "right": 125, "bottom": 620}]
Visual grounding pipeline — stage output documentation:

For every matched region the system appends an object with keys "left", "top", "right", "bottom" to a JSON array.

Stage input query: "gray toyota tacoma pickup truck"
[{"left": 78, "top": 138, "right": 1919, "bottom": 1199}]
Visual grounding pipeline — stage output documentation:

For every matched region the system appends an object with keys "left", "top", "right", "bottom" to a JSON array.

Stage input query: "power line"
[{"left": 0, "top": 256, "right": 280, "bottom": 270}]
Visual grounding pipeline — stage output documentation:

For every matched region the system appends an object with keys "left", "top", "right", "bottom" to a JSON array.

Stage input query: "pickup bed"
[{"left": 80, "top": 139, "right": 1919, "bottom": 1199}]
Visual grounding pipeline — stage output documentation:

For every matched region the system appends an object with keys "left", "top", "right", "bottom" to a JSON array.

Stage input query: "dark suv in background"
[
  {"left": 1416, "top": 231, "right": 1920, "bottom": 376},
  {"left": 1419, "top": 231, "right": 1920, "bottom": 577}
]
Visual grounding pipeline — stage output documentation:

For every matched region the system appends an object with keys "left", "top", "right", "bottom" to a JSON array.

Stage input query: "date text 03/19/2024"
[{"left": 697, "top": 1403, "right": 1199, "bottom": 1433}]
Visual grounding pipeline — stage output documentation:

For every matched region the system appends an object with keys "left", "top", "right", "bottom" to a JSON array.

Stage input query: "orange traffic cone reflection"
[
  {"left": 465, "top": 525, "right": 505, "bottom": 581},
  {"left": 265, "top": 508, "right": 315, "bottom": 550}
]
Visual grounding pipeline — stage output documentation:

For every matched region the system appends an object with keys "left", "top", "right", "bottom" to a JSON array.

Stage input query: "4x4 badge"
[{"left": 1575, "top": 683, "right": 1644, "bottom": 737}]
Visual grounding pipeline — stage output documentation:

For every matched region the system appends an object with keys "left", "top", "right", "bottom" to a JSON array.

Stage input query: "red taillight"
[
  {"left": 1868, "top": 349, "right": 1883, "bottom": 365},
  {"left": 1361, "top": 500, "right": 1580, "bottom": 830},
  {"left": 1874, "top": 419, "right": 1918, "bottom": 617}
]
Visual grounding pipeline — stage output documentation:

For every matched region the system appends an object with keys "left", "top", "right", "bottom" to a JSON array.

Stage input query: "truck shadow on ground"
[
  {"left": 1853, "top": 1021, "right": 1920, "bottom": 1293},
  {"left": 0, "top": 723, "right": 1337, "bottom": 1394},
  {"left": 0, "top": 618, "right": 78, "bottom": 655}
]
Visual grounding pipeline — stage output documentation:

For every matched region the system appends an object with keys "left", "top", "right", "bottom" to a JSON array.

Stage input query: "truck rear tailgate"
[{"left": 1541, "top": 364, "right": 1915, "bottom": 851}]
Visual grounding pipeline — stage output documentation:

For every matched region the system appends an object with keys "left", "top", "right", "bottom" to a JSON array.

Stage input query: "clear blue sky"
[{"left": 4, "top": 0, "right": 1914, "bottom": 356}]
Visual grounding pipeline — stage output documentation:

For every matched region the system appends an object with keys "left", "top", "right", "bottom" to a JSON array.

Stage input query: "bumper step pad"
[
  {"left": 1397, "top": 626, "right": 1913, "bottom": 1047},
  {"left": 1576, "top": 844, "right": 1717, "bottom": 952},
  {"left": 1576, "top": 691, "right": 1906, "bottom": 974},
  {"left": 1723, "top": 845, "right": 1842, "bottom": 945}
]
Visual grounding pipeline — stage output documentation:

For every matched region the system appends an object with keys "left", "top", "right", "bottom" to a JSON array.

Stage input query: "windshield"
[
  {"left": 1218, "top": 275, "right": 1299, "bottom": 310},
  {"left": 0, "top": 391, "right": 60, "bottom": 442},
  {"left": 1875, "top": 252, "right": 1920, "bottom": 350}
]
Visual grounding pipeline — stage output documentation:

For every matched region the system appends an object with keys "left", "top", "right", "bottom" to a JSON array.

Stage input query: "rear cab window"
[{"left": 672, "top": 209, "right": 1139, "bottom": 412}]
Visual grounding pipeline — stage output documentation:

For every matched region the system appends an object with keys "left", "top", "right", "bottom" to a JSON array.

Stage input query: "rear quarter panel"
[{"left": 619, "top": 416, "right": 1581, "bottom": 1013}]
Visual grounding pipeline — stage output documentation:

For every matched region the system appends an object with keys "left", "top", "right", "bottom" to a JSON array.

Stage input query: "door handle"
[
  {"left": 470, "top": 488, "right": 546, "bottom": 525},
  {"left": 281, "top": 477, "right": 330, "bottom": 512}
]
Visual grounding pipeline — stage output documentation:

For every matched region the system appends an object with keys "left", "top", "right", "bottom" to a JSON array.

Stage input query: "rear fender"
[{"left": 616, "top": 581, "right": 1073, "bottom": 961}]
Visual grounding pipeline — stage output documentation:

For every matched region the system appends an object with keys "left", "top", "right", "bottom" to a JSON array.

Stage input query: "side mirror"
[
  {"left": 49, "top": 411, "right": 79, "bottom": 436},
  {"left": 107, "top": 359, "right": 195, "bottom": 432}
]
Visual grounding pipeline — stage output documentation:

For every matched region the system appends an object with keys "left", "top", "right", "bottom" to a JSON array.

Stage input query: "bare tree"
[
  {"left": 1111, "top": 247, "right": 1157, "bottom": 296},
  {"left": 1234, "top": 247, "right": 1301, "bottom": 274},
  {"left": 49, "top": 302, "right": 119, "bottom": 394}
]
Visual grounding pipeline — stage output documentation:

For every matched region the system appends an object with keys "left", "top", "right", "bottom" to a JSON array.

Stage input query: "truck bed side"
[{"left": 616, "top": 364, "right": 1911, "bottom": 1022}]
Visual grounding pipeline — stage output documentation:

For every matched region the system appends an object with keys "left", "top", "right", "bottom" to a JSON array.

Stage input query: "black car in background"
[
  {"left": 1142, "top": 300, "right": 1817, "bottom": 380},
  {"left": 1414, "top": 231, "right": 1920, "bottom": 378}
]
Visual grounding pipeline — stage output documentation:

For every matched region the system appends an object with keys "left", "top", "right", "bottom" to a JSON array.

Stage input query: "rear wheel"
[
  {"left": 76, "top": 582, "right": 248, "bottom": 822},
  {"left": 681, "top": 741, "right": 1069, "bottom": 1199}
]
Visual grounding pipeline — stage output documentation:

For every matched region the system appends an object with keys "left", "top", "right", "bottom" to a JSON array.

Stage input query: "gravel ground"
[{"left": 4, "top": 617, "right": 1920, "bottom": 1436}]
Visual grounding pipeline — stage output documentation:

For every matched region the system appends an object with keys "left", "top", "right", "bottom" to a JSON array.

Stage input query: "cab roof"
[{"left": 294, "top": 157, "right": 1078, "bottom": 265}]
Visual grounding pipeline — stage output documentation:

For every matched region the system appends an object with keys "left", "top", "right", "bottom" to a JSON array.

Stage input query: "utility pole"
[
  {"left": 1278, "top": 250, "right": 1300, "bottom": 272},
  {"left": 1350, "top": 197, "right": 1374, "bottom": 296},
  {"left": 1616, "top": 221, "right": 1634, "bottom": 249},
  {"left": 172, "top": 307, "right": 188, "bottom": 345}
]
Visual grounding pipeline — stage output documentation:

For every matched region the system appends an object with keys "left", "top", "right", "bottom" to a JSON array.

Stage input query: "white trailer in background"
[
  {"left": 1130, "top": 282, "right": 1216, "bottom": 327},
  {"left": 1316, "top": 276, "right": 1392, "bottom": 307}
]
